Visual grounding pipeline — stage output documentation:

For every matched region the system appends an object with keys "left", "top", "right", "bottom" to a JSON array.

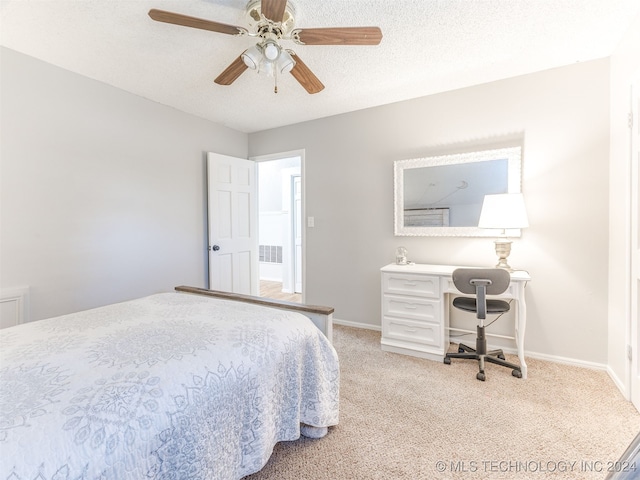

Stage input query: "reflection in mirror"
[
  {"left": 394, "top": 147, "right": 522, "bottom": 237},
  {"left": 403, "top": 159, "right": 508, "bottom": 227}
]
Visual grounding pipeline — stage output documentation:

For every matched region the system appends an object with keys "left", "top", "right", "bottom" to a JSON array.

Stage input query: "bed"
[{"left": 0, "top": 287, "right": 340, "bottom": 479}]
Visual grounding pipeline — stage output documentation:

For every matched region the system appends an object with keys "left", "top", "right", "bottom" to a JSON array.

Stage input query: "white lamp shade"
[
  {"left": 263, "top": 41, "right": 280, "bottom": 61},
  {"left": 277, "top": 49, "right": 295, "bottom": 73},
  {"left": 241, "top": 45, "right": 261, "bottom": 70},
  {"left": 478, "top": 193, "right": 529, "bottom": 229},
  {"left": 260, "top": 60, "right": 274, "bottom": 77}
]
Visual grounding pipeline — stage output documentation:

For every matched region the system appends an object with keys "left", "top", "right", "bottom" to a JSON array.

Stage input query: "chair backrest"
[
  {"left": 452, "top": 268, "right": 511, "bottom": 320},
  {"left": 452, "top": 268, "right": 511, "bottom": 295}
]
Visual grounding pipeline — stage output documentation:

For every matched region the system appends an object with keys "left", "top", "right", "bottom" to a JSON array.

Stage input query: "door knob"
[{"left": 211, "top": 245, "right": 220, "bottom": 251}]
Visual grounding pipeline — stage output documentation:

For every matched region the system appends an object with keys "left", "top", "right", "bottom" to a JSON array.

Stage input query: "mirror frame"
[{"left": 394, "top": 146, "right": 522, "bottom": 237}]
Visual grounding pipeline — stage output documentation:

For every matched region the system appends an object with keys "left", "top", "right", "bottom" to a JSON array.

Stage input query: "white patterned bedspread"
[{"left": 0, "top": 292, "right": 340, "bottom": 479}]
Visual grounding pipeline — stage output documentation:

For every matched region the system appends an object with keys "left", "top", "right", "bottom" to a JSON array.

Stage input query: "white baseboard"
[
  {"left": 333, "top": 319, "right": 633, "bottom": 401},
  {"left": 607, "top": 365, "right": 630, "bottom": 400},
  {"left": 333, "top": 317, "right": 381, "bottom": 331},
  {"left": 334, "top": 319, "right": 609, "bottom": 372},
  {"left": 504, "top": 348, "right": 626, "bottom": 396},
  {"left": 519, "top": 349, "right": 608, "bottom": 371}
]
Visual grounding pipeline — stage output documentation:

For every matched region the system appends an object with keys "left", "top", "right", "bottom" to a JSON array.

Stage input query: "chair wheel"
[
  {"left": 458, "top": 347, "right": 465, "bottom": 353},
  {"left": 476, "top": 372, "right": 486, "bottom": 381},
  {"left": 444, "top": 357, "right": 451, "bottom": 365},
  {"left": 498, "top": 354, "right": 505, "bottom": 360},
  {"left": 512, "top": 369, "right": 522, "bottom": 378}
]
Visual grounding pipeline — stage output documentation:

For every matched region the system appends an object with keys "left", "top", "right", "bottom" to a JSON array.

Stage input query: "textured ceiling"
[{"left": 1, "top": 0, "right": 639, "bottom": 133}]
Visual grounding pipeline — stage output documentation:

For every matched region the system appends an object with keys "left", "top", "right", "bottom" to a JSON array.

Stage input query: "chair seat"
[{"left": 452, "top": 296, "right": 510, "bottom": 314}]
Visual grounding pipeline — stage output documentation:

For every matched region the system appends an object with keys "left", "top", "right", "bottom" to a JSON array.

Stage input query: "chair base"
[{"left": 444, "top": 326, "right": 522, "bottom": 381}]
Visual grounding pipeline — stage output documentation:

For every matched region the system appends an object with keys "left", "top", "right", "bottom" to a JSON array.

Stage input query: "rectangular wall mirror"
[{"left": 394, "top": 146, "right": 522, "bottom": 237}]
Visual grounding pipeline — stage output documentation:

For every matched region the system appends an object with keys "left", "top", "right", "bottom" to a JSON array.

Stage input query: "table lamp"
[{"left": 478, "top": 193, "right": 529, "bottom": 271}]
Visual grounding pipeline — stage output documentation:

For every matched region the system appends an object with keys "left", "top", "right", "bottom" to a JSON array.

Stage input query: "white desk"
[{"left": 380, "top": 263, "right": 531, "bottom": 378}]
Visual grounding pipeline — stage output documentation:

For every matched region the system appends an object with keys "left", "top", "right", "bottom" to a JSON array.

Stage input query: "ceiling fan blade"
[
  {"left": 214, "top": 56, "right": 249, "bottom": 85},
  {"left": 261, "top": 0, "right": 288, "bottom": 23},
  {"left": 289, "top": 52, "right": 324, "bottom": 94},
  {"left": 148, "top": 9, "right": 246, "bottom": 36},
  {"left": 292, "top": 27, "right": 382, "bottom": 45}
]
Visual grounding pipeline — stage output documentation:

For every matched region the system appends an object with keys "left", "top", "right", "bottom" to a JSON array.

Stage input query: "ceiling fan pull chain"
[{"left": 274, "top": 68, "right": 278, "bottom": 94}]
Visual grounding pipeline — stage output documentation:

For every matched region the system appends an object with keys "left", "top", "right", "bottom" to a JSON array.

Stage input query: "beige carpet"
[{"left": 246, "top": 325, "right": 640, "bottom": 480}]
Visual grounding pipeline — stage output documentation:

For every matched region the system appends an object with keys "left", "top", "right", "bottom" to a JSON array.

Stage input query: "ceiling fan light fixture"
[
  {"left": 277, "top": 49, "right": 295, "bottom": 74},
  {"left": 241, "top": 45, "right": 261, "bottom": 69},
  {"left": 263, "top": 40, "right": 280, "bottom": 61},
  {"left": 260, "top": 59, "right": 275, "bottom": 77}
]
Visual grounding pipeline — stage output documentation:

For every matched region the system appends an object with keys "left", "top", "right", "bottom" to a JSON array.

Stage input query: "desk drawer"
[
  {"left": 382, "top": 294, "right": 439, "bottom": 322},
  {"left": 383, "top": 273, "right": 440, "bottom": 298},
  {"left": 383, "top": 316, "right": 442, "bottom": 348}
]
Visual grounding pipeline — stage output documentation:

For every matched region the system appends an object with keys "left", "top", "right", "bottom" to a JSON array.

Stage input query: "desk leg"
[{"left": 515, "top": 283, "right": 528, "bottom": 379}]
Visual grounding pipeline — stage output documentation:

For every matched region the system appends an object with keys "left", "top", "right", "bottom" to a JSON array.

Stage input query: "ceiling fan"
[{"left": 148, "top": 0, "right": 382, "bottom": 94}]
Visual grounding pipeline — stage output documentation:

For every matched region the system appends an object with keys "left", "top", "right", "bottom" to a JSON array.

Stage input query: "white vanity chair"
[{"left": 443, "top": 268, "right": 522, "bottom": 381}]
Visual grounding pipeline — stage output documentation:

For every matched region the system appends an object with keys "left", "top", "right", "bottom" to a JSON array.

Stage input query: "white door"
[
  {"left": 293, "top": 175, "right": 302, "bottom": 293},
  {"left": 631, "top": 77, "right": 640, "bottom": 411},
  {"left": 207, "top": 152, "right": 258, "bottom": 295}
]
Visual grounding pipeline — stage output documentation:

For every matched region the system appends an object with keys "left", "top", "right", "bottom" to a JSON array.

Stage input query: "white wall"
[
  {"left": 608, "top": 13, "right": 640, "bottom": 396},
  {"left": 249, "top": 59, "right": 611, "bottom": 365},
  {"left": 0, "top": 47, "right": 248, "bottom": 321}
]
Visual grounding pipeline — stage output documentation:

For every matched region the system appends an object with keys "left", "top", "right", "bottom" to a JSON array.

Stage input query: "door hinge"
[
  {"left": 629, "top": 112, "right": 634, "bottom": 129},
  {"left": 628, "top": 344, "right": 633, "bottom": 361}
]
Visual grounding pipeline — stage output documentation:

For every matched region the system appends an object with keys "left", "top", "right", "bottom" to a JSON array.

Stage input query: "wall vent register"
[{"left": 259, "top": 245, "right": 283, "bottom": 264}]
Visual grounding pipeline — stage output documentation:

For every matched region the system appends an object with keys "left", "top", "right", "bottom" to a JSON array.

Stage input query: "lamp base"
[{"left": 493, "top": 239, "right": 514, "bottom": 272}]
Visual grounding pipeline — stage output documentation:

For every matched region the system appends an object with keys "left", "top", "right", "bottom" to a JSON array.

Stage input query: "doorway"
[{"left": 255, "top": 153, "right": 303, "bottom": 303}]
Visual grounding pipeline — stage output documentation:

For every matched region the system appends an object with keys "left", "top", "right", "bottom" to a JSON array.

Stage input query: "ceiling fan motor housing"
[{"left": 245, "top": 0, "right": 296, "bottom": 37}]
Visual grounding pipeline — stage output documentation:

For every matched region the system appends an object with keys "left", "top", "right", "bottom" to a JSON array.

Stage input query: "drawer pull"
[
  {"left": 403, "top": 282, "right": 418, "bottom": 287},
  {"left": 392, "top": 321, "right": 420, "bottom": 330},
  {"left": 403, "top": 304, "right": 418, "bottom": 309}
]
